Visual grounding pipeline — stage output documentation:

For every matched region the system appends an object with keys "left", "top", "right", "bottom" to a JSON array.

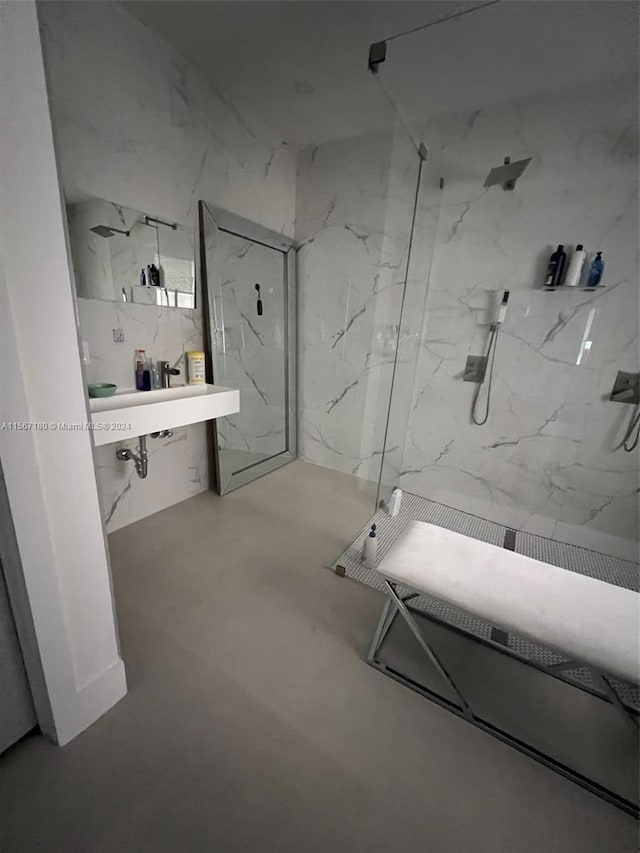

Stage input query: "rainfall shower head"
[
  {"left": 89, "top": 224, "right": 130, "bottom": 238},
  {"left": 484, "top": 156, "right": 532, "bottom": 191}
]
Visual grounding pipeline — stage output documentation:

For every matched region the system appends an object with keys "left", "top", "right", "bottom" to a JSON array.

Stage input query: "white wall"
[
  {"left": 398, "top": 75, "right": 639, "bottom": 559},
  {"left": 0, "top": 1, "right": 125, "bottom": 744},
  {"left": 39, "top": 1, "right": 297, "bottom": 531}
]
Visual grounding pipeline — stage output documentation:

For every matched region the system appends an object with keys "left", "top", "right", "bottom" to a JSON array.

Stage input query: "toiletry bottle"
[
  {"left": 148, "top": 264, "right": 160, "bottom": 287},
  {"left": 362, "top": 524, "right": 378, "bottom": 569},
  {"left": 142, "top": 353, "right": 152, "bottom": 391},
  {"left": 140, "top": 268, "right": 146, "bottom": 287},
  {"left": 564, "top": 244, "right": 585, "bottom": 288},
  {"left": 388, "top": 488, "right": 403, "bottom": 518},
  {"left": 543, "top": 244, "right": 567, "bottom": 288},
  {"left": 151, "top": 360, "right": 162, "bottom": 390},
  {"left": 187, "top": 351, "right": 206, "bottom": 385},
  {"left": 586, "top": 252, "right": 604, "bottom": 288},
  {"left": 134, "top": 349, "right": 146, "bottom": 391}
]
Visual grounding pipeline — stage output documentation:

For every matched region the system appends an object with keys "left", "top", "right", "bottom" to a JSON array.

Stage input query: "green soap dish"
[{"left": 88, "top": 383, "right": 117, "bottom": 398}]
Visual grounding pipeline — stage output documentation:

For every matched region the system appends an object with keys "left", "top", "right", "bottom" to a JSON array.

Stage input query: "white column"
[{"left": 0, "top": 1, "right": 126, "bottom": 745}]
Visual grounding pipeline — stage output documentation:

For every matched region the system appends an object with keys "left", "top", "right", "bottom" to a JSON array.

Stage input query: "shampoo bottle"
[
  {"left": 134, "top": 349, "right": 146, "bottom": 391},
  {"left": 564, "top": 244, "right": 585, "bottom": 287},
  {"left": 586, "top": 252, "right": 604, "bottom": 288},
  {"left": 543, "top": 244, "right": 567, "bottom": 288},
  {"left": 361, "top": 524, "right": 378, "bottom": 569},
  {"left": 141, "top": 353, "right": 151, "bottom": 391}
]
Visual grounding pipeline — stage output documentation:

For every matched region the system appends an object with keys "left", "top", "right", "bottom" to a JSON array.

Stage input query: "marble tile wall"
[
  {"left": 295, "top": 125, "right": 419, "bottom": 494},
  {"left": 396, "top": 76, "right": 639, "bottom": 560},
  {"left": 39, "top": 2, "right": 297, "bottom": 531},
  {"left": 77, "top": 296, "right": 206, "bottom": 532}
]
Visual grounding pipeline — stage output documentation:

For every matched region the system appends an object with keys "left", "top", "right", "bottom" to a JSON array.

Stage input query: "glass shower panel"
[
  {"left": 296, "top": 119, "right": 423, "bottom": 515},
  {"left": 376, "top": 158, "right": 443, "bottom": 508},
  {"left": 293, "top": 66, "right": 440, "bottom": 564}
]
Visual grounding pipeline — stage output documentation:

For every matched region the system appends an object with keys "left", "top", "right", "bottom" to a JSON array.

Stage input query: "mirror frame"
[{"left": 198, "top": 201, "right": 297, "bottom": 494}]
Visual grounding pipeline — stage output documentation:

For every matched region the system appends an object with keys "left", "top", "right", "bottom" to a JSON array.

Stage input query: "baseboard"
[{"left": 54, "top": 658, "right": 127, "bottom": 746}]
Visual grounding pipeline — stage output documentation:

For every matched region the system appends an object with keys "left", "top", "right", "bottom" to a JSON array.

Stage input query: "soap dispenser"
[
  {"left": 586, "top": 252, "right": 604, "bottom": 288},
  {"left": 361, "top": 524, "right": 378, "bottom": 569}
]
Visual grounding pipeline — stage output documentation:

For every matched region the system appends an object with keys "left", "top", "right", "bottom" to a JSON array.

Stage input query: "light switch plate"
[
  {"left": 464, "top": 355, "right": 488, "bottom": 383},
  {"left": 112, "top": 327, "right": 125, "bottom": 343}
]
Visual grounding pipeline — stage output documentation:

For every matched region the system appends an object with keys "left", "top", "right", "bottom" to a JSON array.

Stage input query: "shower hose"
[
  {"left": 471, "top": 323, "right": 500, "bottom": 426},
  {"left": 622, "top": 405, "right": 640, "bottom": 452},
  {"left": 471, "top": 324, "right": 640, "bottom": 451}
]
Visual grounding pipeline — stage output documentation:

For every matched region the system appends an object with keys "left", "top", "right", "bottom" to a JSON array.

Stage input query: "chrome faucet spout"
[{"left": 159, "top": 360, "right": 180, "bottom": 389}]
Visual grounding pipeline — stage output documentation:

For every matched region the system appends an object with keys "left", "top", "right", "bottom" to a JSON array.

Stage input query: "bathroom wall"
[
  {"left": 397, "top": 75, "right": 639, "bottom": 559},
  {"left": 39, "top": 2, "right": 297, "bottom": 531},
  {"left": 76, "top": 296, "right": 207, "bottom": 530},
  {"left": 295, "top": 124, "right": 423, "bottom": 490}
]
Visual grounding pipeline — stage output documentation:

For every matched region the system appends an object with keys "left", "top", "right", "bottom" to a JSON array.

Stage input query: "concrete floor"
[{"left": 0, "top": 461, "right": 637, "bottom": 852}]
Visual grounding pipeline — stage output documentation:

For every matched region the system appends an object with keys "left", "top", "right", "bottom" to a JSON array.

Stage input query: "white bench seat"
[{"left": 376, "top": 521, "right": 640, "bottom": 685}]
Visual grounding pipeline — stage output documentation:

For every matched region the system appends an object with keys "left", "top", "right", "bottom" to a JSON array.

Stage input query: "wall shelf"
[{"left": 543, "top": 285, "right": 605, "bottom": 292}]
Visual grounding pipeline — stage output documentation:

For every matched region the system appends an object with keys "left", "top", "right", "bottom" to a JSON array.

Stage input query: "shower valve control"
[{"left": 464, "top": 355, "right": 488, "bottom": 384}]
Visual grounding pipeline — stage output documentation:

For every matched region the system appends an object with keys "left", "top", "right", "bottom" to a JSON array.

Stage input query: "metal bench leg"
[
  {"left": 367, "top": 596, "right": 397, "bottom": 661},
  {"left": 594, "top": 672, "right": 639, "bottom": 731},
  {"left": 383, "top": 581, "right": 474, "bottom": 722}
]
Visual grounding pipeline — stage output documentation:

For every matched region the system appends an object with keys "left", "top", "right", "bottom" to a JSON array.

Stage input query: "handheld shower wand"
[
  {"left": 496, "top": 290, "right": 510, "bottom": 324},
  {"left": 471, "top": 291, "right": 509, "bottom": 426}
]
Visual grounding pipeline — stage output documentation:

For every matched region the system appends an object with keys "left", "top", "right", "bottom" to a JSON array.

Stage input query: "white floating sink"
[{"left": 89, "top": 384, "right": 239, "bottom": 446}]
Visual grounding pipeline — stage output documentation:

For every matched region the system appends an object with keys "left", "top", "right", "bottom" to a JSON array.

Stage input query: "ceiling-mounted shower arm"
[
  {"left": 89, "top": 224, "right": 130, "bottom": 238},
  {"left": 144, "top": 215, "right": 177, "bottom": 231}
]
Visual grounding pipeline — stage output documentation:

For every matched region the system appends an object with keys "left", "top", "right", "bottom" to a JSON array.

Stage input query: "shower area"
[
  {"left": 326, "top": 1, "right": 639, "bottom": 562},
  {"left": 201, "top": 1, "right": 638, "bottom": 567}
]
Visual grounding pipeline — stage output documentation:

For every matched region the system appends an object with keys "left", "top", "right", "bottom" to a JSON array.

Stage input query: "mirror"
[
  {"left": 200, "top": 202, "right": 296, "bottom": 494},
  {"left": 66, "top": 195, "right": 195, "bottom": 308}
]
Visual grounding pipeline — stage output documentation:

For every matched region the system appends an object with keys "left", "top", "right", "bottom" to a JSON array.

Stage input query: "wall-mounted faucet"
[{"left": 159, "top": 360, "right": 180, "bottom": 388}]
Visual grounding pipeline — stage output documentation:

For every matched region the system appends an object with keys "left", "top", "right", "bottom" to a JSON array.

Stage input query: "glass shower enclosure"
[
  {"left": 199, "top": 202, "right": 296, "bottom": 494},
  {"left": 371, "top": 1, "right": 640, "bottom": 557}
]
